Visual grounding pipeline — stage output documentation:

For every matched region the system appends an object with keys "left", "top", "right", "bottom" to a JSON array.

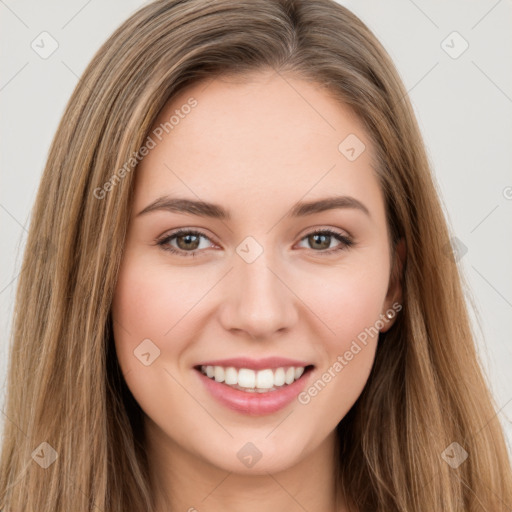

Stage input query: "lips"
[{"left": 193, "top": 357, "right": 315, "bottom": 415}]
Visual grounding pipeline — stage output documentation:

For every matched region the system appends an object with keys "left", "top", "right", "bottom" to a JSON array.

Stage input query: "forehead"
[{"left": 133, "top": 70, "right": 385, "bottom": 225}]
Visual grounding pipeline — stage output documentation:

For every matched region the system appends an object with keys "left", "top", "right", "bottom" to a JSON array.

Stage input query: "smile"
[
  {"left": 198, "top": 364, "right": 309, "bottom": 392},
  {"left": 194, "top": 362, "right": 315, "bottom": 416}
]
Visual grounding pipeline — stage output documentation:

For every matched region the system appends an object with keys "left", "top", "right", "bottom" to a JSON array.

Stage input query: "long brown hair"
[{"left": 1, "top": 0, "right": 511, "bottom": 510}]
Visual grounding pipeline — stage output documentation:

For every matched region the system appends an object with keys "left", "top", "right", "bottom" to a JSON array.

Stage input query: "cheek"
[
  {"left": 299, "top": 257, "right": 390, "bottom": 348},
  {"left": 110, "top": 257, "right": 210, "bottom": 425},
  {"left": 292, "top": 255, "right": 389, "bottom": 415},
  {"left": 111, "top": 255, "right": 197, "bottom": 373}
]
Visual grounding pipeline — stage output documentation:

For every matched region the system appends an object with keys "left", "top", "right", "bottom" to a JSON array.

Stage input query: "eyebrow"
[{"left": 136, "top": 195, "right": 371, "bottom": 220}]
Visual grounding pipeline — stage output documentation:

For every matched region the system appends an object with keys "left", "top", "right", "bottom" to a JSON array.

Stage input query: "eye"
[
  {"left": 156, "top": 229, "right": 214, "bottom": 257},
  {"left": 156, "top": 228, "right": 354, "bottom": 257},
  {"left": 296, "top": 229, "right": 354, "bottom": 256}
]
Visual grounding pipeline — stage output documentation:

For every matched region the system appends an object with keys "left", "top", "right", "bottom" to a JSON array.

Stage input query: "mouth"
[
  {"left": 194, "top": 364, "right": 315, "bottom": 392},
  {"left": 193, "top": 362, "right": 315, "bottom": 416}
]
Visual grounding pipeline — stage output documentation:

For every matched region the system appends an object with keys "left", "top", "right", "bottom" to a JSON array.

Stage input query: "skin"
[{"left": 112, "top": 69, "right": 405, "bottom": 512}]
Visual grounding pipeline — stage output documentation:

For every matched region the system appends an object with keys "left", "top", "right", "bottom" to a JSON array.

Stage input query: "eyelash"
[{"left": 155, "top": 228, "right": 354, "bottom": 258}]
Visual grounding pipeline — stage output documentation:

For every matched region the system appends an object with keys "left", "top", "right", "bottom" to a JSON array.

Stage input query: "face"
[{"left": 112, "top": 70, "right": 402, "bottom": 477}]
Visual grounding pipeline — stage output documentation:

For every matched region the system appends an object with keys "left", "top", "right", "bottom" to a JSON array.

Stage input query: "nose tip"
[{"left": 218, "top": 259, "right": 298, "bottom": 339}]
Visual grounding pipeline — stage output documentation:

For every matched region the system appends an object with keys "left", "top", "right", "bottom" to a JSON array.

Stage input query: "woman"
[{"left": 1, "top": 0, "right": 511, "bottom": 510}]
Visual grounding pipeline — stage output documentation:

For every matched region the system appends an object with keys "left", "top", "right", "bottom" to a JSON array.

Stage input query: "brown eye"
[
  {"left": 307, "top": 233, "right": 332, "bottom": 250},
  {"left": 156, "top": 228, "right": 354, "bottom": 258},
  {"left": 175, "top": 232, "right": 201, "bottom": 251},
  {"left": 157, "top": 229, "right": 213, "bottom": 257},
  {"left": 297, "top": 229, "right": 354, "bottom": 255}
]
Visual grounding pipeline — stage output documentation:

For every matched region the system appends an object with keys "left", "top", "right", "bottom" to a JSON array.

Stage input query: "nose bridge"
[{"left": 220, "top": 244, "right": 297, "bottom": 337}]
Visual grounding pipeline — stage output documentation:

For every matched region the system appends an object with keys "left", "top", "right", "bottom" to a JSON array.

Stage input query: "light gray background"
[{"left": 1, "top": 0, "right": 511, "bottom": 455}]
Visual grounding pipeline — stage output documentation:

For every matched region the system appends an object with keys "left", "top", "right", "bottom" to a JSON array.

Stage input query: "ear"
[{"left": 380, "top": 237, "right": 406, "bottom": 333}]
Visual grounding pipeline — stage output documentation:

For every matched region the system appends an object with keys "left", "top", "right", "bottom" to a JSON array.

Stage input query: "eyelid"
[{"left": 296, "top": 224, "right": 353, "bottom": 241}]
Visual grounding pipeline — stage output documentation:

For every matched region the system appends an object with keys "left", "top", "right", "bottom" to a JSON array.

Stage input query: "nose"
[{"left": 218, "top": 252, "right": 298, "bottom": 340}]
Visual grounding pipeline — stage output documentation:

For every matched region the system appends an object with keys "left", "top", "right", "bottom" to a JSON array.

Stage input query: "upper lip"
[{"left": 194, "top": 357, "right": 314, "bottom": 371}]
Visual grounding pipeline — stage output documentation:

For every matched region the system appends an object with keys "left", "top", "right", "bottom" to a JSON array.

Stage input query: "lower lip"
[{"left": 195, "top": 367, "right": 314, "bottom": 416}]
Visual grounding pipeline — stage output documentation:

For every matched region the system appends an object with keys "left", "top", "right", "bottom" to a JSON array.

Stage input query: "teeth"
[
  {"left": 256, "top": 369, "right": 274, "bottom": 389},
  {"left": 238, "top": 368, "right": 256, "bottom": 389},
  {"left": 214, "top": 366, "right": 225, "bottom": 383},
  {"left": 200, "top": 364, "right": 308, "bottom": 391},
  {"left": 224, "top": 367, "right": 238, "bottom": 385},
  {"left": 274, "top": 367, "right": 285, "bottom": 386}
]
